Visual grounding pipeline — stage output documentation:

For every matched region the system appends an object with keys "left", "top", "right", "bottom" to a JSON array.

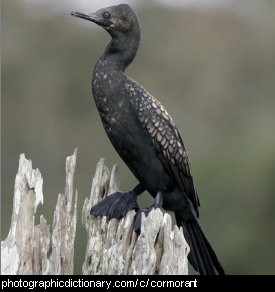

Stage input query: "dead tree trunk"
[
  {"left": 1, "top": 150, "right": 189, "bottom": 275},
  {"left": 1, "top": 150, "right": 78, "bottom": 275}
]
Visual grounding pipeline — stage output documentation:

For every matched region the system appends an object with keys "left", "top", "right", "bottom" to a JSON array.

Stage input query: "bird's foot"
[
  {"left": 133, "top": 191, "right": 163, "bottom": 234},
  {"left": 90, "top": 191, "right": 139, "bottom": 219}
]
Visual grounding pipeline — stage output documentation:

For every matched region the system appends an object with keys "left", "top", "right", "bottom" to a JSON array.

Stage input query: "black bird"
[{"left": 71, "top": 4, "right": 225, "bottom": 275}]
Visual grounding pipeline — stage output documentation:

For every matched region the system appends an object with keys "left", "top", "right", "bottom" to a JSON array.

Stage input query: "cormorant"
[{"left": 71, "top": 4, "right": 225, "bottom": 275}]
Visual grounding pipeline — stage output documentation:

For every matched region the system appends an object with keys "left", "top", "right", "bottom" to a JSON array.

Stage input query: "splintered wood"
[
  {"left": 82, "top": 158, "right": 189, "bottom": 275},
  {"left": 1, "top": 153, "right": 189, "bottom": 275},
  {"left": 1, "top": 150, "right": 78, "bottom": 275}
]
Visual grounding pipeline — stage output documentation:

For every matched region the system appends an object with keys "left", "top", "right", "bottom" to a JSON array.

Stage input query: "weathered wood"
[
  {"left": 1, "top": 150, "right": 78, "bottom": 275},
  {"left": 82, "top": 159, "right": 189, "bottom": 275},
  {"left": 47, "top": 150, "right": 78, "bottom": 275},
  {"left": 1, "top": 154, "right": 44, "bottom": 275},
  {"left": 1, "top": 152, "right": 189, "bottom": 275}
]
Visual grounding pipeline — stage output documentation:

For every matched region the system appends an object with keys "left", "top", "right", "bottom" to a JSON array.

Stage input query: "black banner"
[{"left": 1, "top": 275, "right": 274, "bottom": 290}]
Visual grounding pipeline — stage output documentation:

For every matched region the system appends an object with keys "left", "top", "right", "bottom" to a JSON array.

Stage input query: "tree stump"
[
  {"left": 1, "top": 150, "right": 189, "bottom": 275},
  {"left": 1, "top": 150, "right": 78, "bottom": 275}
]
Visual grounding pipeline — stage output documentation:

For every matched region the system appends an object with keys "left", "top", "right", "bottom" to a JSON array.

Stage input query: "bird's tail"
[{"left": 176, "top": 215, "right": 225, "bottom": 275}]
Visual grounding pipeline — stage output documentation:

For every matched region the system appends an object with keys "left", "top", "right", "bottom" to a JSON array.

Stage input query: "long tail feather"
[{"left": 176, "top": 215, "right": 225, "bottom": 275}]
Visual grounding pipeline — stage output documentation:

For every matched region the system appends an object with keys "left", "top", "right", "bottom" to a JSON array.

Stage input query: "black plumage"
[{"left": 71, "top": 4, "right": 224, "bottom": 275}]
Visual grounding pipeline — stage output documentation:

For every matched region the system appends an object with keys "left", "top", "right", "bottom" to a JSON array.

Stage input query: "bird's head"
[{"left": 71, "top": 4, "right": 140, "bottom": 39}]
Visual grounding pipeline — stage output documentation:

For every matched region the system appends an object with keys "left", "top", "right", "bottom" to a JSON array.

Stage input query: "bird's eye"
[{"left": 102, "top": 11, "right": 111, "bottom": 19}]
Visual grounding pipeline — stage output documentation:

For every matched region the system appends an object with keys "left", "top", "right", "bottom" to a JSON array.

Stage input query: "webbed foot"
[{"left": 90, "top": 191, "right": 139, "bottom": 219}]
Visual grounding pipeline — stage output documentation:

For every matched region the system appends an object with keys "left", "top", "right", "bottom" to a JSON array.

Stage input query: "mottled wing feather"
[{"left": 126, "top": 80, "right": 200, "bottom": 214}]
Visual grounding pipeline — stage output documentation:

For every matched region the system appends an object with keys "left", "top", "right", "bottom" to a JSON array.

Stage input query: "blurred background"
[{"left": 2, "top": 0, "right": 275, "bottom": 274}]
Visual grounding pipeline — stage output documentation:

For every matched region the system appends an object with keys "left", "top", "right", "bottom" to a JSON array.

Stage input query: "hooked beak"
[{"left": 71, "top": 11, "right": 101, "bottom": 25}]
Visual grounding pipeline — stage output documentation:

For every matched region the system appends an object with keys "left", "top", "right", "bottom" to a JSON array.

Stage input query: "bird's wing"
[{"left": 126, "top": 80, "right": 200, "bottom": 214}]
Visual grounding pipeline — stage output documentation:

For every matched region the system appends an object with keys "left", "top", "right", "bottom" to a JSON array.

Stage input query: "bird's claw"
[{"left": 133, "top": 191, "right": 163, "bottom": 234}]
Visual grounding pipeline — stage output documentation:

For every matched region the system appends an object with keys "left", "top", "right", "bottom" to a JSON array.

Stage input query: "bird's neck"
[{"left": 97, "top": 32, "right": 140, "bottom": 72}]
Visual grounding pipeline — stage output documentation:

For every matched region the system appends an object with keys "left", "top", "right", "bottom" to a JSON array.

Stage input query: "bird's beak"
[{"left": 71, "top": 11, "right": 101, "bottom": 25}]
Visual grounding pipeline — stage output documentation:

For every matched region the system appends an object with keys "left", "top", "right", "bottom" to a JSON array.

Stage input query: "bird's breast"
[
  {"left": 91, "top": 70, "right": 175, "bottom": 195},
  {"left": 92, "top": 71, "right": 133, "bottom": 131}
]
